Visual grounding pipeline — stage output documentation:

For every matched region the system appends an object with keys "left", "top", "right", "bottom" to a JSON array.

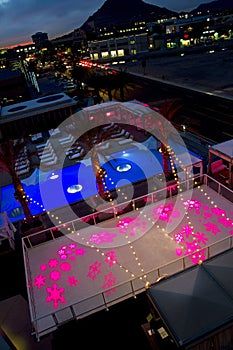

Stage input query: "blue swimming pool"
[{"left": 0, "top": 146, "right": 202, "bottom": 222}]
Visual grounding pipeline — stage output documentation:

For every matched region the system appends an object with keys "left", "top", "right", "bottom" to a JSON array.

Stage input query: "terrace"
[{"left": 21, "top": 175, "right": 233, "bottom": 341}]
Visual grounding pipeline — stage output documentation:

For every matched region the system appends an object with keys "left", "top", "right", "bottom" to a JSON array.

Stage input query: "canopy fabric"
[
  {"left": 147, "top": 248, "right": 233, "bottom": 347},
  {"left": 210, "top": 139, "right": 233, "bottom": 160}
]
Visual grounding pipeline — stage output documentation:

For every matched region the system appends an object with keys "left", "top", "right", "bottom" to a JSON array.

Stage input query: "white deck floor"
[{"left": 23, "top": 184, "right": 233, "bottom": 339}]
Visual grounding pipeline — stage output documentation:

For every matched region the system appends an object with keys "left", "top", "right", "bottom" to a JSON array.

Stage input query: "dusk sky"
[{"left": 0, "top": 0, "right": 214, "bottom": 49}]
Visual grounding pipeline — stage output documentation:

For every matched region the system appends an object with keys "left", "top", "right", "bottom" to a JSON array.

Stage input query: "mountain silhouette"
[
  {"left": 81, "top": 0, "right": 177, "bottom": 30},
  {"left": 191, "top": 0, "right": 233, "bottom": 13}
]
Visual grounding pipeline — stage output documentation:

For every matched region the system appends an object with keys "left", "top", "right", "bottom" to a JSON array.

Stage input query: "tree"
[
  {"left": 158, "top": 99, "right": 183, "bottom": 181},
  {"left": 0, "top": 139, "right": 41, "bottom": 230},
  {"left": 69, "top": 125, "right": 120, "bottom": 201}
]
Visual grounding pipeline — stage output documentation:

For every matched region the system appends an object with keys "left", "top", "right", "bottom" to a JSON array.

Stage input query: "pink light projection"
[
  {"left": 48, "top": 259, "right": 59, "bottom": 268},
  {"left": 50, "top": 270, "right": 61, "bottom": 281},
  {"left": 31, "top": 196, "right": 233, "bottom": 312},
  {"left": 33, "top": 243, "right": 119, "bottom": 310},
  {"left": 102, "top": 272, "right": 117, "bottom": 296},
  {"left": 172, "top": 198, "right": 233, "bottom": 264},
  {"left": 89, "top": 231, "right": 117, "bottom": 244},
  {"left": 67, "top": 276, "right": 78, "bottom": 286},
  {"left": 153, "top": 203, "right": 180, "bottom": 223},
  {"left": 117, "top": 216, "right": 148, "bottom": 236},
  {"left": 104, "top": 250, "right": 118, "bottom": 267},
  {"left": 46, "top": 283, "right": 66, "bottom": 309},
  {"left": 60, "top": 262, "right": 71, "bottom": 272},
  {"left": 87, "top": 261, "right": 102, "bottom": 280},
  {"left": 40, "top": 264, "right": 47, "bottom": 271},
  {"left": 204, "top": 222, "right": 221, "bottom": 235},
  {"left": 194, "top": 232, "right": 208, "bottom": 245},
  {"left": 34, "top": 274, "right": 46, "bottom": 289}
]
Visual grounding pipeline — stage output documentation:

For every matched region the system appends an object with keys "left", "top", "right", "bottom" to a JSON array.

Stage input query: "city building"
[
  {"left": 31, "top": 32, "right": 49, "bottom": 48},
  {"left": 88, "top": 33, "right": 148, "bottom": 60},
  {"left": 0, "top": 69, "right": 30, "bottom": 106}
]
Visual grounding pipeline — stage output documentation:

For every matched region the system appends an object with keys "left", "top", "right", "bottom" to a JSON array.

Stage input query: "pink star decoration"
[
  {"left": 74, "top": 248, "right": 86, "bottom": 256},
  {"left": 183, "top": 199, "right": 201, "bottom": 212},
  {"left": 89, "top": 231, "right": 117, "bottom": 244},
  {"left": 218, "top": 217, "right": 233, "bottom": 228},
  {"left": 193, "top": 232, "right": 208, "bottom": 245},
  {"left": 46, "top": 284, "right": 66, "bottom": 309},
  {"left": 204, "top": 222, "right": 221, "bottom": 235},
  {"left": 67, "top": 276, "right": 78, "bottom": 286},
  {"left": 48, "top": 259, "right": 59, "bottom": 268},
  {"left": 34, "top": 274, "right": 46, "bottom": 289},
  {"left": 87, "top": 261, "right": 102, "bottom": 280},
  {"left": 211, "top": 207, "right": 226, "bottom": 216},
  {"left": 102, "top": 272, "right": 117, "bottom": 296},
  {"left": 104, "top": 250, "right": 118, "bottom": 267}
]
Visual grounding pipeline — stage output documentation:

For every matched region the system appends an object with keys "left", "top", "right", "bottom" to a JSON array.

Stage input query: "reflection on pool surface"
[{"left": 0, "top": 146, "right": 201, "bottom": 222}]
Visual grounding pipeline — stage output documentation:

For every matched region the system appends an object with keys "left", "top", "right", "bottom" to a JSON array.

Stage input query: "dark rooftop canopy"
[{"left": 147, "top": 248, "right": 233, "bottom": 347}]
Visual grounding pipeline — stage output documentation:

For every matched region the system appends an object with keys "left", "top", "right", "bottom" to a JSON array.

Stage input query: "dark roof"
[
  {"left": 0, "top": 69, "right": 21, "bottom": 81},
  {"left": 147, "top": 248, "right": 233, "bottom": 347}
]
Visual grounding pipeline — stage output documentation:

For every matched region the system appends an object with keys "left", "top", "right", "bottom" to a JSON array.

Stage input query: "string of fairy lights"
[{"left": 23, "top": 141, "right": 232, "bottom": 288}]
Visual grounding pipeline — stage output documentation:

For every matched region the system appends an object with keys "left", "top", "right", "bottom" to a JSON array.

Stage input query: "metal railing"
[{"left": 22, "top": 174, "right": 233, "bottom": 341}]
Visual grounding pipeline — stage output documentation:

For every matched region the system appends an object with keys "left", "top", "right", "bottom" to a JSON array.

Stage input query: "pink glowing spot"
[
  {"left": 171, "top": 210, "right": 180, "bottom": 218},
  {"left": 48, "top": 259, "right": 59, "bottom": 268},
  {"left": 104, "top": 250, "right": 118, "bottom": 267},
  {"left": 67, "top": 276, "right": 78, "bottom": 286},
  {"left": 57, "top": 249, "right": 65, "bottom": 255},
  {"left": 174, "top": 232, "right": 184, "bottom": 243},
  {"left": 61, "top": 246, "right": 67, "bottom": 249},
  {"left": 46, "top": 284, "right": 66, "bottom": 309},
  {"left": 129, "top": 230, "right": 136, "bottom": 237},
  {"left": 87, "top": 261, "right": 102, "bottom": 280},
  {"left": 60, "top": 254, "right": 67, "bottom": 260},
  {"left": 66, "top": 250, "right": 72, "bottom": 255},
  {"left": 204, "top": 212, "right": 212, "bottom": 219},
  {"left": 60, "top": 262, "right": 71, "bottom": 272},
  {"left": 218, "top": 217, "right": 233, "bottom": 228},
  {"left": 34, "top": 274, "right": 46, "bottom": 288},
  {"left": 194, "top": 232, "right": 208, "bottom": 245},
  {"left": 153, "top": 204, "right": 174, "bottom": 222},
  {"left": 190, "top": 249, "right": 206, "bottom": 264},
  {"left": 204, "top": 222, "right": 221, "bottom": 235},
  {"left": 185, "top": 241, "right": 201, "bottom": 255},
  {"left": 117, "top": 217, "right": 134, "bottom": 229},
  {"left": 69, "top": 255, "right": 76, "bottom": 261},
  {"left": 159, "top": 212, "right": 169, "bottom": 221},
  {"left": 105, "top": 288, "right": 116, "bottom": 296},
  {"left": 50, "top": 270, "right": 61, "bottom": 281},
  {"left": 203, "top": 206, "right": 209, "bottom": 211},
  {"left": 74, "top": 248, "right": 86, "bottom": 256},
  {"left": 102, "top": 272, "right": 116, "bottom": 291},
  {"left": 212, "top": 208, "right": 226, "bottom": 216},
  {"left": 230, "top": 230, "right": 233, "bottom": 235},
  {"left": 40, "top": 264, "right": 47, "bottom": 271},
  {"left": 184, "top": 199, "right": 201, "bottom": 211},
  {"left": 182, "top": 225, "right": 193, "bottom": 238},
  {"left": 176, "top": 247, "right": 183, "bottom": 256},
  {"left": 89, "top": 231, "right": 117, "bottom": 244},
  {"left": 69, "top": 244, "right": 76, "bottom": 249}
]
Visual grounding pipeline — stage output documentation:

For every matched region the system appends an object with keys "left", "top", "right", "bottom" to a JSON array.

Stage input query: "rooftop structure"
[{"left": 0, "top": 93, "right": 77, "bottom": 139}]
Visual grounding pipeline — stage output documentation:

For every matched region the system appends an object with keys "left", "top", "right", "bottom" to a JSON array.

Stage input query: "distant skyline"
[{"left": 0, "top": 0, "right": 214, "bottom": 49}]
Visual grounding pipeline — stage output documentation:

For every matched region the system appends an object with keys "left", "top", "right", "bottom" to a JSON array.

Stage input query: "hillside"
[
  {"left": 81, "top": 0, "right": 177, "bottom": 29},
  {"left": 191, "top": 0, "right": 233, "bottom": 13}
]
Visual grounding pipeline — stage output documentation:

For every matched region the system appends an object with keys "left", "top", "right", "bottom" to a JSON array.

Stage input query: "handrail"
[{"left": 22, "top": 173, "right": 233, "bottom": 341}]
